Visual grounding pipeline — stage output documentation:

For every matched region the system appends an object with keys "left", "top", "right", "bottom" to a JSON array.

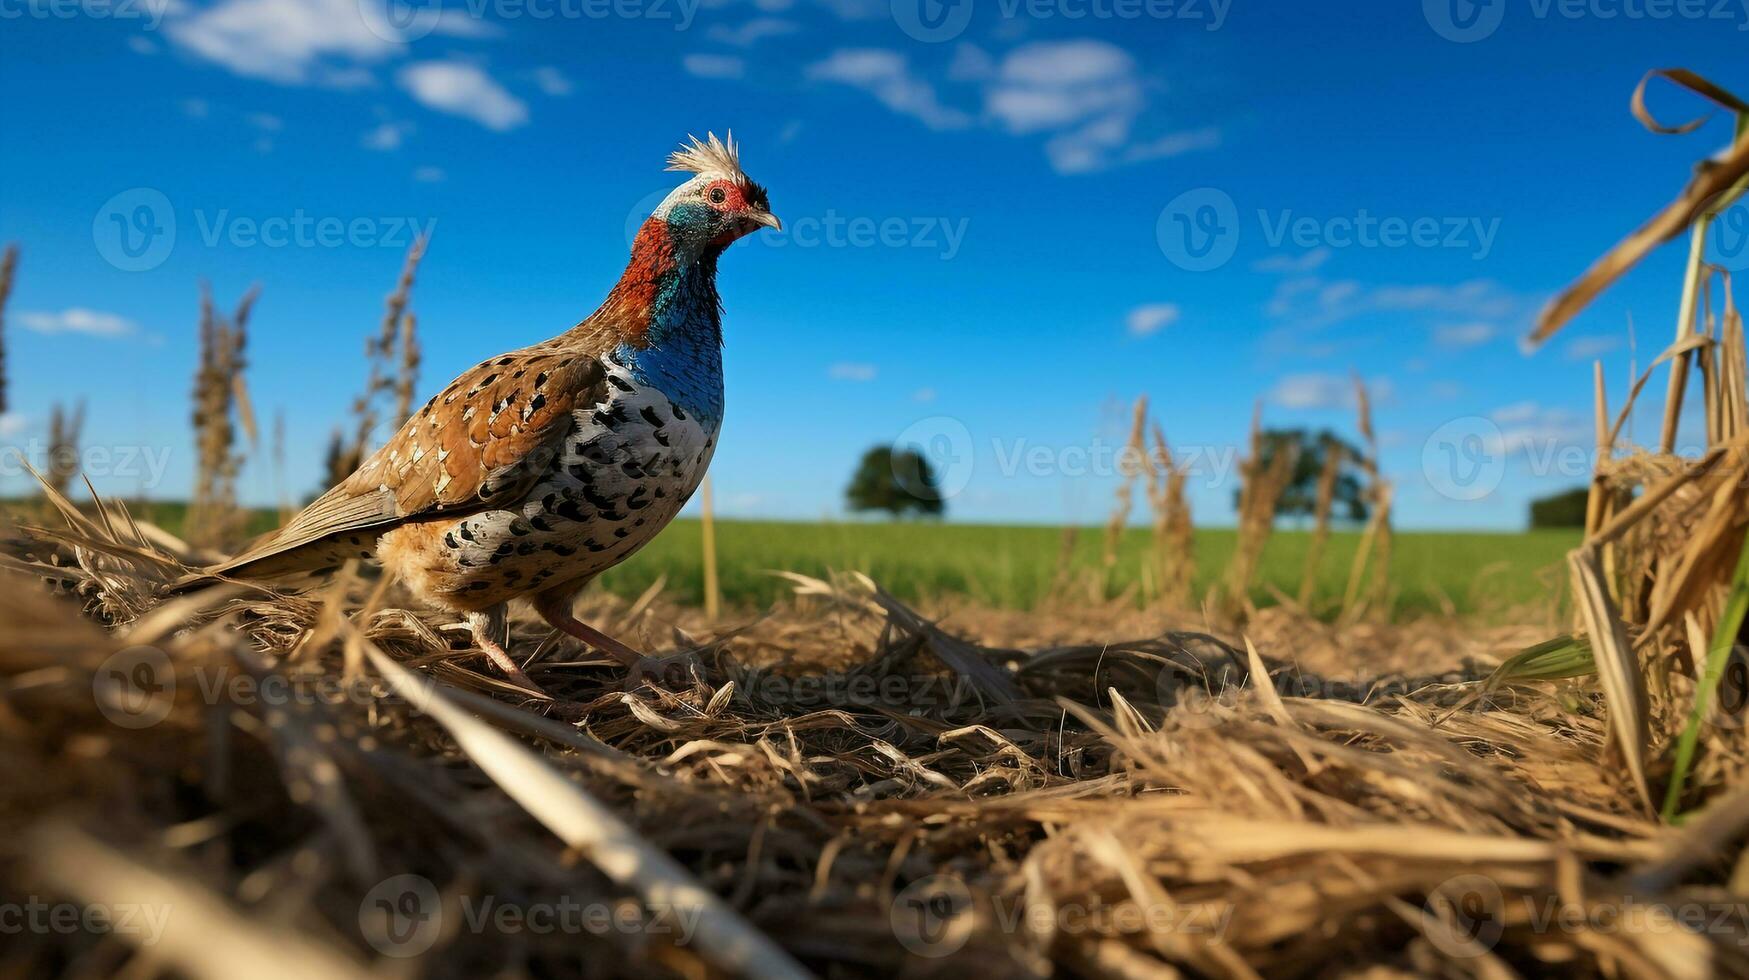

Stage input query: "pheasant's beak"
[{"left": 746, "top": 209, "right": 782, "bottom": 232}]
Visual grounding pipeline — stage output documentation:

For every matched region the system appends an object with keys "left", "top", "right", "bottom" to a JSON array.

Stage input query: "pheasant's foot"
[{"left": 466, "top": 608, "right": 552, "bottom": 700}]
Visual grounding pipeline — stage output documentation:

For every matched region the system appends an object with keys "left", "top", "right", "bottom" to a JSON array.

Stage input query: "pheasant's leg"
[
  {"left": 532, "top": 591, "right": 700, "bottom": 688},
  {"left": 531, "top": 591, "right": 645, "bottom": 666},
  {"left": 465, "top": 606, "right": 550, "bottom": 698}
]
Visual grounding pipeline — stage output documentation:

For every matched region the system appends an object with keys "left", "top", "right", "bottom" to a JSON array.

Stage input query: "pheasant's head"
[{"left": 647, "top": 132, "right": 780, "bottom": 260}]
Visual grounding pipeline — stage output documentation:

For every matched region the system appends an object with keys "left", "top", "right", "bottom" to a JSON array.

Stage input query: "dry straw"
[
  {"left": 1528, "top": 68, "right": 1749, "bottom": 819},
  {"left": 0, "top": 243, "right": 17, "bottom": 416},
  {"left": 188, "top": 284, "right": 257, "bottom": 550},
  {"left": 329, "top": 237, "right": 426, "bottom": 484}
]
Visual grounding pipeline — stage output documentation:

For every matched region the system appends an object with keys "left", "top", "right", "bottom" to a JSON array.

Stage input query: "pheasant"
[{"left": 196, "top": 133, "right": 778, "bottom": 694}]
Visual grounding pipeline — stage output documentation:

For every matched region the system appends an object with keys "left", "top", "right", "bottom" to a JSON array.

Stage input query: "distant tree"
[
  {"left": 1233, "top": 428, "right": 1368, "bottom": 523},
  {"left": 846, "top": 446, "right": 945, "bottom": 518},
  {"left": 1530, "top": 487, "right": 1590, "bottom": 528}
]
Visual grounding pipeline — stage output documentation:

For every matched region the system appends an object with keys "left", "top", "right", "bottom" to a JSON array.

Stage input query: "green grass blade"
[
  {"left": 1661, "top": 528, "right": 1749, "bottom": 820},
  {"left": 1482, "top": 634, "right": 1594, "bottom": 693}
]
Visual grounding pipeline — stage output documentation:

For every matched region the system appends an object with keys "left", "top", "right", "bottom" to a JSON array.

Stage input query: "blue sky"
[{"left": 1, "top": 0, "right": 1746, "bottom": 529}]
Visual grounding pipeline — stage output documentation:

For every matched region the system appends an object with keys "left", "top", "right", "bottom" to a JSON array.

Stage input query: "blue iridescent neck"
[{"left": 616, "top": 251, "right": 725, "bottom": 427}]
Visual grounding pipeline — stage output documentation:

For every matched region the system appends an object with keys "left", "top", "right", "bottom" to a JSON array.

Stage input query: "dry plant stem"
[
  {"left": 1531, "top": 74, "right": 1749, "bottom": 344},
  {"left": 1298, "top": 442, "right": 1341, "bottom": 607},
  {"left": 701, "top": 475, "right": 720, "bottom": 619},
  {"left": 28, "top": 826, "right": 372, "bottom": 980},
  {"left": 1659, "top": 220, "right": 1710, "bottom": 453},
  {"left": 359, "top": 637, "right": 814, "bottom": 980},
  {"left": 1105, "top": 396, "right": 1148, "bottom": 582},
  {"left": 0, "top": 243, "right": 16, "bottom": 415}
]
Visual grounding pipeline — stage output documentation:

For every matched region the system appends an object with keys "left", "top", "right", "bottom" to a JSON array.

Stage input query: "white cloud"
[
  {"left": 246, "top": 112, "right": 282, "bottom": 131},
  {"left": 807, "top": 49, "right": 971, "bottom": 131},
  {"left": 363, "top": 121, "right": 413, "bottom": 150},
  {"left": 1126, "top": 303, "right": 1179, "bottom": 338},
  {"left": 181, "top": 98, "right": 209, "bottom": 118},
  {"left": 986, "top": 40, "right": 1140, "bottom": 133},
  {"left": 1564, "top": 335, "right": 1621, "bottom": 361},
  {"left": 985, "top": 41, "right": 1215, "bottom": 174},
  {"left": 1266, "top": 276, "right": 1527, "bottom": 330},
  {"left": 912, "top": 387, "right": 936, "bottom": 402},
  {"left": 1252, "top": 247, "right": 1331, "bottom": 274},
  {"left": 164, "top": 0, "right": 397, "bottom": 86},
  {"left": 398, "top": 61, "right": 528, "bottom": 131},
  {"left": 1269, "top": 373, "right": 1392, "bottom": 410},
  {"left": 1118, "top": 126, "right": 1221, "bottom": 165},
  {"left": 18, "top": 308, "right": 138, "bottom": 338},
  {"left": 432, "top": 8, "right": 505, "bottom": 38},
  {"left": 682, "top": 54, "right": 746, "bottom": 80},
  {"left": 828, "top": 362, "right": 877, "bottom": 381},
  {"left": 530, "top": 65, "right": 573, "bottom": 96},
  {"left": 0, "top": 413, "right": 25, "bottom": 438},
  {"left": 413, "top": 165, "right": 446, "bottom": 182},
  {"left": 128, "top": 35, "right": 158, "bottom": 56},
  {"left": 706, "top": 16, "right": 798, "bottom": 45},
  {"left": 1433, "top": 321, "right": 1497, "bottom": 349},
  {"left": 1488, "top": 401, "right": 1587, "bottom": 454},
  {"left": 803, "top": 39, "right": 1212, "bottom": 173}
]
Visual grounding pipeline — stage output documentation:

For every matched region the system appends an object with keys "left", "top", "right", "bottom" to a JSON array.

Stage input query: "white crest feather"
[{"left": 667, "top": 132, "right": 745, "bottom": 183}]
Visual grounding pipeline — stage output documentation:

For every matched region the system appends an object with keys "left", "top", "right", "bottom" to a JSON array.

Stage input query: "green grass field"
[
  {"left": 44, "top": 501, "right": 1574, "bottom": 619},
  {"left": 594, "top": 519, "right": 1575, "bottom": 619}
]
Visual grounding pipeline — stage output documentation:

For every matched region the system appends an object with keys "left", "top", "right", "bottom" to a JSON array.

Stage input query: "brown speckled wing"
[{"left": 215, "top": 348, "right": 608, "bottom": 576}]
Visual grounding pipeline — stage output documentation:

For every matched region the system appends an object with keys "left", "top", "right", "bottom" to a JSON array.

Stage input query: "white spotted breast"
[{"left": 432, "top": 356, "right": 718, "bottom": 594}]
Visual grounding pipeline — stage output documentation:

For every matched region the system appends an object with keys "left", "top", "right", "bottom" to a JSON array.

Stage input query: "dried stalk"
[{"left": 0, "top": 243, "right": 16, "bottom": 416}]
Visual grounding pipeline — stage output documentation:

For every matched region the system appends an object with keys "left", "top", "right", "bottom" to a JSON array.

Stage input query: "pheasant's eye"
[{"left": 709, "top": 186, "right": 727, "bottom": 205}]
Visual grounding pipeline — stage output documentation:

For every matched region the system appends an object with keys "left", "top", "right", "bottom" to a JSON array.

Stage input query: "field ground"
[{"left": 77, "top": 501, "right": 1576, "bottom": 619}]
